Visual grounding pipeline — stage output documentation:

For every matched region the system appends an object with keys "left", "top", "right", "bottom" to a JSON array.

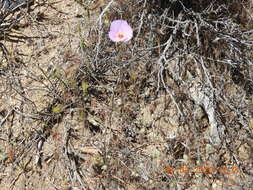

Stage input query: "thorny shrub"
[{"left": 77, "top": 0, "right": 253, "bottom": 187}]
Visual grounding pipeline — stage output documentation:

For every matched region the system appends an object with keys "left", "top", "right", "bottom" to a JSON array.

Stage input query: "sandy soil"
[{"left": 0, "top": 0, "right": 253, "bottom": 190}]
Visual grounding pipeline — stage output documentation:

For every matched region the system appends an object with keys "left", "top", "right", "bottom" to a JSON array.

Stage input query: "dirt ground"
[{"left": 0, "top": 0, "right": 253, "bottom": 190}]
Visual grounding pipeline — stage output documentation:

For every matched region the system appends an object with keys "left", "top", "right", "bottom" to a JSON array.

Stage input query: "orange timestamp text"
[{"left": 163, "top": 165, "right": 240, "bottom": 175}]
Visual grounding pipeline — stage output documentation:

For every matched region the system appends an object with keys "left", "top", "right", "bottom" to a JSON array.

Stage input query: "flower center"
[{"left": 116, "top": 32, "right": 125, "bottom": 40}]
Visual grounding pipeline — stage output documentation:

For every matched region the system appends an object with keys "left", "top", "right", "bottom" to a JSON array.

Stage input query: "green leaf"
[
  {"left": 81, "top": 81, "right": 89, "bottom": 96},
  {"left": 53, "top": 68, "right": 62, "bottom": 79},
  {"left": 68, "top": 77, "right": 78, "bottom": 88},
  {"left": 52, "top": 104, "right": 64, "bottom": 113},
  {"left": 79, "top": 110, "right": 86, "bottom": 120}
]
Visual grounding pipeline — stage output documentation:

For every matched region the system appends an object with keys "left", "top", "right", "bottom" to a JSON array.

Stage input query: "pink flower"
[{"left": 109, "top": 20, "right": 133, "bottom": 42}]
